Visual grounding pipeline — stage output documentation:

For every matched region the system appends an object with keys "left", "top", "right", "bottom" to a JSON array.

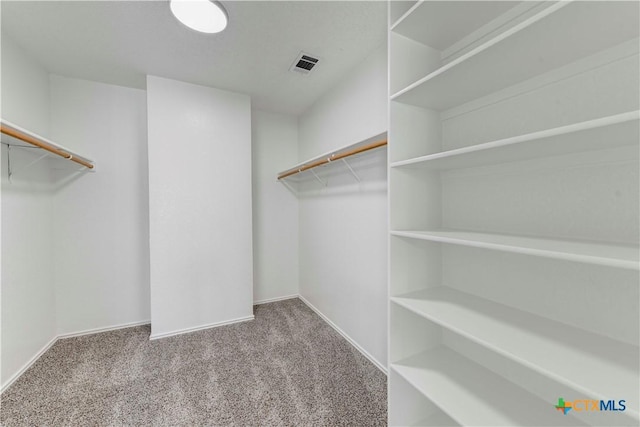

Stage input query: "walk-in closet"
[{"left": 1, "top": 1, "right": 638, "bottom": 426}]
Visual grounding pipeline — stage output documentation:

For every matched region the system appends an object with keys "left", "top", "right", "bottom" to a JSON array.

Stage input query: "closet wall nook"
[{"left": 387, "top": 1, "right": 639, "bottom": 426}]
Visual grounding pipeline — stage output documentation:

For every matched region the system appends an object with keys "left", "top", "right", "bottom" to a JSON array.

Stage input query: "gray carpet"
[{"left": 0, "top": 299, "right": 387, "bottom": 426}]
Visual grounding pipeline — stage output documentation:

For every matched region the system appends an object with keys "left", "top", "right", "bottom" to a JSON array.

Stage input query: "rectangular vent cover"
[{"left": 290, "top": 52, "right": 320, "bottom": 75}]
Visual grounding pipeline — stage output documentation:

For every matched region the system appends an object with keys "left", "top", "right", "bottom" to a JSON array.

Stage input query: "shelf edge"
[
  {"left": 389, "top": 0, "right": 424, "bottom": 32},
  {"left": 389, "top": 231, "right": 640, "bottom": 270},
  {"left": 389, "top": 1, "right": 571, "bottom": 103},
  {"left": 390, "top": 111, "right": 640, "bottom": 168}
]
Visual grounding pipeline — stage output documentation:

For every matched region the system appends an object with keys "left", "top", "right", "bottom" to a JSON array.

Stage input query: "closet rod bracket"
[
  {"left": 310, "top": 169, "right": 327, "bottom": 187},
  {"left": 5, "top": 144, "right": 50, "bottom": 182},
  {"left": 280, "top": 179, "right": 297, "bottom": 194},
  {"left": 341, "top": 158, "right": 360, "bottom": 182}
]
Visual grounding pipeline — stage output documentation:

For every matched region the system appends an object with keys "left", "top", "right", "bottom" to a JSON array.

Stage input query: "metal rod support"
[
  {"left": 310, "top": 169, "right": 326, "bottom": 186},
  {"left": 280, "top": 179, "right": 297, "bottom": 194},
  {"left": 341, "top": 158, "right": 360, "bottom": 182},
  {"left": 13, "top": 152, "right": 50, "bottom": 177}
]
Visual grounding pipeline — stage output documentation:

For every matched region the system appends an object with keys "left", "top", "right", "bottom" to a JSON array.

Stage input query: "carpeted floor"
[{"left": 0, "top": 299, "right": 387, "bottom": 426}]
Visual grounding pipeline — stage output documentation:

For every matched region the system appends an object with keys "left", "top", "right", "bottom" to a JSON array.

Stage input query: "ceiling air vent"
[{"left": 290, "top": 52, "right": 320, "bottom": 75}]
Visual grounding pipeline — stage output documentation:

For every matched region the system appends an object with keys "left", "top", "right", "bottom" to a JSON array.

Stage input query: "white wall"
[
  {"left": 1, "top": 34, "right": 56, "bottom": 390},
  {"left": 297, "top": 44, "right": 388, "bottom": 370},
  {"left": 298, "top": 45, "right": 388, "bottom": 159},
  {"left": 147, "top": 76, "right": 253, "bottom": 338},
  {"left": 251, "top": 110, "right": 299, "bottom": 303},
  {"left": 0, "top": 35, "right": 50, "bottom": 136},
  {"left": 49, "top": 75, "right": 150, "bottom": 335},
  {"left": 1, "top": 38, "right": 151, "bottom": 389}
]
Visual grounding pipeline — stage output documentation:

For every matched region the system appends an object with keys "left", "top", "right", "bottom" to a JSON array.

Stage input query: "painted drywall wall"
[
  {"left": 251, "top": 110, "right": 299, "bottom": 303},
  {"left": 0, "top": 35, "right": 50, "bottom": 136},
  {"left": 147, "top": 75, "right": 253, "bottom": 338},
  {"left": 49, "top": 75, "right": 150, "bottom": 335},
  {"left": 297, "top": 44, "right": 388, "bottom": 370},
  {"left": 298, "top": 45, "right": 387, "bottom": 159},
  {"left": 1, "top": 34, "right": 56, "bottom": 390}
]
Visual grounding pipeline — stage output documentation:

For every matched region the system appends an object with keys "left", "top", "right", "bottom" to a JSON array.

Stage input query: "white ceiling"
[{"left": 1, "top": 0, "right": 387, "bottom": 115}]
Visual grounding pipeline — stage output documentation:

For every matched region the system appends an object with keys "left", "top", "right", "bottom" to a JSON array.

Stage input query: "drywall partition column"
[
  {"left": 252, "top": 110, "right": 299, "bottom": 303},
  {"left": 297, "top": 44, "right": 388, "bottom": 370},
  {"left": 147, "top": 76, "right": 253, "bottom": 338},
  {"left": 50, "top": 75, "right": 150, "bottom": 336}
]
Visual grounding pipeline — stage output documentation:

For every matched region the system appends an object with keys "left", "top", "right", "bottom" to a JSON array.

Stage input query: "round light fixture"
[{"left": 170, "top": 0, "right": 228, "bottom": 34}]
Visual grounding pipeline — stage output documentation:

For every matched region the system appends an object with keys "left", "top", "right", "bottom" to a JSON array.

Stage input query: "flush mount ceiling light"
[{"left": 170, "top": 0, "right": 228, "bottom": 34}]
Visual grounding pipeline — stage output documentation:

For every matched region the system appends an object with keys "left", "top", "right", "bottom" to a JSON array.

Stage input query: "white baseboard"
[
  {"left": 298, "top": 294, "right": 387, "bottom": 375},
  {"left": 58, "top": 320, "right": 151, "bottom": 339},
  {"left": 254, "top": 294, "right": 299, "bottom": 305},
  {"left": 149, "top": 315, "right": 255, "bottom": 340},
  {"left": 1, "top": 335, "right": 58, "bottom": 394}
]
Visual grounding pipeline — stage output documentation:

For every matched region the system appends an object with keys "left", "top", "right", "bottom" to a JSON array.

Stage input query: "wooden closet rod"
[
  {"left": 0, "top": 124, "right": 94, "bottom": 169},
  {"left": 278, "top": 139, "right": 387, "bottom": 180}
]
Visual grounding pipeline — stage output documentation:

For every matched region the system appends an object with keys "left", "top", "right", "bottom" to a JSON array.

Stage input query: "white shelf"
[
  {"left": 390, "top": 230, "right": 639, "bottom": 270},
  {"left": 414, "top": 411, "right": 458, "bottom": 427},
  {"left": 391, "top": 111, "right": 640, "bottom": 170},
  {"left": 390, "top": 0, "right": 523, "bottom": 51},
  {"left": 389, "top": 0, "right": 419, "bottom": 30},
  {"left": 1, "top": 119, "right": 94, "bottom": 164},
  {"left": 277, "top": 132, "right": 386, "bottom": 182},
  {"left": 392, "top": 287, "right": 640, "bottom": 418},
  {"left": 391, "top": 1, "right": 640, "bottom": 110},
  {"left": 391, "top": 347, "right": 586, "bottom": 426}
]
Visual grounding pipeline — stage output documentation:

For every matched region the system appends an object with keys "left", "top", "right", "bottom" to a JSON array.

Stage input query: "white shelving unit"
[
  {"left": 392, "top": 287, "right": 638, "bottom": 416},
  {"left": 388, "top": 1, "right": 640, "bottom": 426},
  {"left": 393, "top": 348, "right": 587, "bottom": 426}
]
